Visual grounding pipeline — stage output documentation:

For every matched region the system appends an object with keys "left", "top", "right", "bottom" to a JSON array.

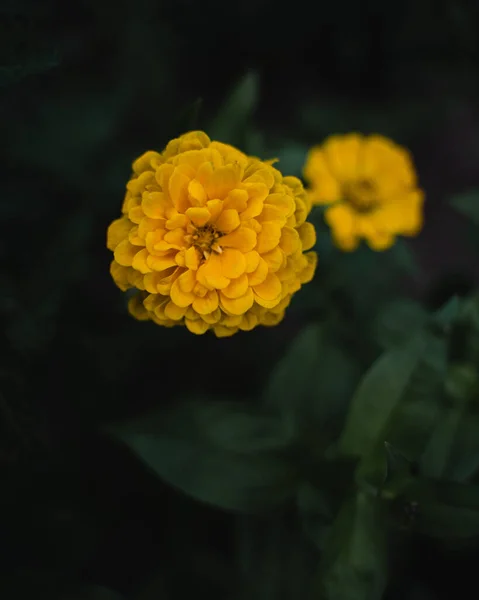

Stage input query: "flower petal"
[
  {"left": 185, "top": 246, "right": 200, "bottom": 270},
  {"left": 186, "top": 206, "right": 211, "bottom": 227},
  {"left": 107, "top": 218, "right": 132, "bottom": 251},
  {"left": 261, "top": 246, "right": 285, "bottom": 272},
  {"left": 244, "top": 250, "right": 260, "bottom": 273},
  {"left": 221, "top": 273, "right": 249, "bottom": 298},
  {"left": 219, "top": 227, "right": 257, "bottom": 252},
  {"left": 178, "top": 269, "right": 196, "bottom": 293},
  {"left": 171, "top": 277, "right": 194, "bottom": 307},
  {"left": 185, "top": 318, "right": 210, "bottom": 334},
  {"left": 247, "top": 257, "right": 268, "bottom": 286},
  {"left": 298, "top": 222, "right": 316, "bottom": 250},
  {"left": 220, "top": 248, "right": 246, "bottom": 278},
  {"left": 146, "top": 252, "right": 178, "bottom": 271},
  {"left": 253, "top": 273, "right": 282, "bottom": 300},
  {"left": 220, "top": 288, "right": 254, "bottom": 315},
  {"left": 142, "top": 192, "right": 167, "bottom": 219},
  {"left": 193, "top": 290, "right": 219, "bottom": 314},
  {"left": 169, "top": 169, "right": 191, "bottom": 212},
  {"left": 216, "top": 209, "right": 240, "bottom": 234},
  {"left": 164, "top": 301, "right": 188, "bottom": 320},
  {"left": 188, "top": 179, "right": 207, "bottom": 205},
  {"left": 279, "top": 227, "right": 300, "bottom": 255},
  {"left": 114, "top": 239, "right": 139, "bottom": 267},
  {"left": 132, "top": 248, "right": 152, "bottom": 274},
  {"left": 198, "top": 254, "right": 230, "bottom": 289},
  {"left": 224, "top": 189, "right": 248, "bottom": 212},
  {"left": 206, "top": 164, "right": 242, "bottom": 200},
  {"left": 256, "top": 222, "right": 282, "bottom": 254}
]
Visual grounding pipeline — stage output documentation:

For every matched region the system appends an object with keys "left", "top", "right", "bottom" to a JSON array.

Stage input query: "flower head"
[
  {"left": 107, "top": 131, "right": 317, "bottom": 337},
  {"left": 303, "top": 133, "right": 424, "bottom": 251}
]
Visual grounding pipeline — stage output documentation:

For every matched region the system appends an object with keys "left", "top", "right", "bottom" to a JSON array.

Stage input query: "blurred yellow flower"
[
  {"left": 107, "top": 131, "right": 317, "bottom": 337},
  {"left": 303, "top": 133, "right": 424, "bottom": 251}
]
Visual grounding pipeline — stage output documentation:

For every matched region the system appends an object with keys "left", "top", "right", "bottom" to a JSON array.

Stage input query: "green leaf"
[
  {"left": 450, "top": 189, "right": 479, "bottom": 225},
  {"left": 392, "top": 478, "right": 479, "bottom": 539},
  {"left": 339, "top": 332, "right": 430, "bottom": 458},
  {"left": 108, "top": 399, "right": 299, "bottom": 513},
  {"left": 262, "top": 324, "right": 360, "bottom": 450},
  {"left": 356, "top": 331, "right": 447, "bottom": 489},
  {"left": 236, "top": 515, "right": 317, "bottom": 600},
  {"left": 208, "top": 71, "right": 259, "bottom": 143},
  {"left": 374, "top": 299, "right": 428, "bottom": 350},
  {"left": 315, "top": 492, "right": 388, "bottom": 600}
]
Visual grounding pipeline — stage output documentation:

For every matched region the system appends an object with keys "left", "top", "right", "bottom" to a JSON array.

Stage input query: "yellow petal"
[
  {"left": 128, "top": 295, "right": 150, "bottom": 321},
  {"left": 142, "top": 192, "right": 167, "bottom": 219},
  {"left": 213, "top": 325, "right": 238, "bottom": 338},
  {"left": 256, "top": 222, "right": 282, "bottom": 254},
  {"left": 220, "top": 288, "right": 254, "bottom": 315},
  {"left": 185, "top": 318, "right": 210, "bottom": 334},
  {"left": 224, "top": 189, "right": 248, "bottom": 212},
  {"left": 206, "top": 199, "right": 224, "bottom": 221},
  {"left": 163, "top": 228, "right": 185, "bottom": 247},
  {"left": 206, "top": 164, "right": 242, "bottom": 200},
  {"left": 253, "top": 273, "right": 282, "bottom": 301},
  {"left": 138, "top": 217, "right": 164, "bottom": 240},
  {"left": 170, "top": 277, "right": 194, "bottom": 307},
  {"left": 264, "top": 193, "right": 295, "bottom": 218},
  {"left": 132, "top": 150, "right": 162, "bottom": 175},
  {"left": 241, "top": 183, "right": 269, "bottom": 219},
  {"left": 193, "top": 290, "right": 219, "bottom": 314},
  {"left": 164, "top": 301, "right": 188, "bottom": 320},
  {"left": 221, "top": 273, "right": 249, "bottom": 298},
  {"left": 218, "top": 227, "right": 257, "bottom": 252},
  {"left": 110, "top": 260, "right": 131, "bottom": 291},
  {"left": 166, "top": 213, "right": 188, "bottom": 229},
  {"left": 220, "top": 248, "right": 246, "bottom": 278},
  {"left": 132, "top": 248, "right": 152, "bottom": 274},
  {"left": 169, "top": 169, "right": 190, "bottom": 212},
  {"left": 146, "top": 252, "right": 178, "bottom": 271},
  {"left": 299, "top": 252, "right": 318, "bottom": 283},
  {"left": 186, "top": 207, "right": 211, "bottom": 227},
  {"left": 198, "top": 254, "right": 230, "bottom": 289},
  {"left": 238, "top": 312, "right": 258, "bottom": 331},
  {"left": 279, "top": 227, "right": 300, "bottom": 255},
  {"left": 324, "top": 203, "right": 357, "bottom": 243},
  {"left": 243, "top": 168, "right": 275, "bottom": 189},
  {"left": 365, "top": 230, "right": 395, "bottom": 251},
  {"left": 188, "top": 179, "right": 207, "bottom": 205},
  {"left": 303, "top": 148, "right": 341, "bottom": 204},
  {"left": 244, "top": 250, "right": 260, "bottom": 273},
  {"left": 298, "top": 222, "right": 316, "bottom": 251},
  {"left": 201, "top": 308, "right": 222, "bottom": 324},
  {"left": 261, "top": 246, "right": 284, "bottom": 272},
  {"left": 114, "top": 239, "right": 139, "bottom": 267},
  {"left": 178, "top": 269, "right": 196, "bottom": 293},
  {"left": 323, "top": 133, "right": 363, "bottom": 180},
  {"left": 107, "top": 218, "right": 132, "bottom": 251},
  {"left": 185, "top": 246, "right": 200, "bottom": 270},
  {"left": 128, "top": 205, "right": 144, "bottom": 224},
  {"left": 247, "top": 257, "right": 268, "bottom": 286},
  {"left": 216, "top": 209, "right": 240, "bottom": 233}
]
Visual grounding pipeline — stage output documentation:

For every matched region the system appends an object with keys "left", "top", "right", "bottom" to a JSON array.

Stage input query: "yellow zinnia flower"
[
  {"left": 107, "top": 131, "right": 317, "bottom": 337},
  {"left": 303, "top": 133, "right": 424, "bottom": 251}
]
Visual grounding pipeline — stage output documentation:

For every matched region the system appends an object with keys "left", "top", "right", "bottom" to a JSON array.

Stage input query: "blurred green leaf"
[
  {"left": 450, "top": 189, "right": 479, "bottom": 225},
  {"left": 262, "top": 324, "right": 360, "bottom": 450},
  {"left": 392, "top": 478, "right": 479, "bottom": 540},
  {"left": 236, "top": 515, "right": 316, "bottom": 600},
  {"left": 208, "top": 71, "right": 259, "bottom": 144},
  {"left": 314, "top": 492, "right": 388, "bottom": 600},
  {"left": 108, "top": 399, "right": 299, "bottom": 513},
  {"left": 339, "top": 332, "right": 430, "bottom": 458},
  {"left": 374, "top": 299, "right": 428, "bottom": 350}
]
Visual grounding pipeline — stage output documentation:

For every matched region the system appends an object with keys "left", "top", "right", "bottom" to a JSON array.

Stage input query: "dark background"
[{"left": 1, "top": 0, "right": 479, "bottom": 598}]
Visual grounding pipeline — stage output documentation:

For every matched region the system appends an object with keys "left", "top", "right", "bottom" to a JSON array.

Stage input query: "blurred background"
[{"left": 1, "top": 0, "right": 479, "bottom": 598}]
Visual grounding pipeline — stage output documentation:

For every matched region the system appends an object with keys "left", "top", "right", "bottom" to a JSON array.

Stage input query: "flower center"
[
  {"left": 344, "top": 178, "right": 378, "bottom": 213},
  {"left": 192, "top": 224, "right": 221, "bottom": 258}
]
